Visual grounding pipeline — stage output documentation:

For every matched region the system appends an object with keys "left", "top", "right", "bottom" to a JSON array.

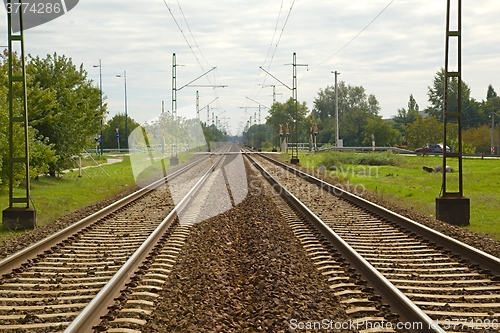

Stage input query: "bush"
[{"left": 320, "top": 150, "right": 403, "bottom": 169}]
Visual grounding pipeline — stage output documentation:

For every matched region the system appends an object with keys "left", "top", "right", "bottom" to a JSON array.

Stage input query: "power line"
[
  {"left": 312, "top": 0, "right": 395, "bottom": 69},
  {"left": 175, "top": 0, "right": 212, "bottom": 70},
  {"left": 162, "top": 0, "right": 222, "bottom": 114},
  {"left": 261, "top": 0, "right": 285, "bottom": 69}
]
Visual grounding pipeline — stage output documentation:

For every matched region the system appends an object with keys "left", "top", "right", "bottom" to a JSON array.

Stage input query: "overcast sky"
[{"left": 2, "top": 0, "right": 500, "bottom": 136}]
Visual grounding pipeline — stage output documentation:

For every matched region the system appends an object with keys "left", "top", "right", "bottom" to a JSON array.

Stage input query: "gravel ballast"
[{"left": 142, "top": 164, "right": 357, "bottom": 333}]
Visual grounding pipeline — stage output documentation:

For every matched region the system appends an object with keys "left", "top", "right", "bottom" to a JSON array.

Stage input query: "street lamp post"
[
  {"left": 116, "top": 71, "right": 128, "bottom": 151},
  {"left": 93, "top": 60, "right": 103, "bottom": 158}
]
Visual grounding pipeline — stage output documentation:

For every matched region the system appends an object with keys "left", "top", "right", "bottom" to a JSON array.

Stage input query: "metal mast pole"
[
  {"left": 436, "top": 0, "right": 469, "bottom": 226},
  {"left": 288, "top": 53, "right": 307, "bottom": 164},
  {"left": 171, "top": 53, "right": 179, "bottom": 165},
  {"left": 124, "top": 71, "right": 128, "bottom": 150},
  {"left": 334, "top": 71, "right": 340, "bottom": 147},
  {"left": 291, "top": 53, "right": 299, "bottom": 163},
  {"left": 3, "top": 0, "right": 36, "bottom": 230},
  {"left": 196, "top": 90, "right": 199, "bottom": 119}
]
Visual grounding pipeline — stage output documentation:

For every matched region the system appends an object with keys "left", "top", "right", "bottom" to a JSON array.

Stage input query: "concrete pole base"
[
  {"left": 170, "top": 157, "right": 179, "bottom": 166},
  {"left": 436, "top": 197, "right": 470, "bottom": 226},
  {"left": 3, "top": 207, "right": 36, "bottom": 230}
]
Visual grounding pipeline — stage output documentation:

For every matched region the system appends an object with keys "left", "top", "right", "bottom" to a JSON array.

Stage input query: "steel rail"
[
  {"left": 65, "top": 152, "right": 227, "bottom": 332},
  {"left": 246, "top": 153, "right": 444, "bottom": 333},
  {"left": 257, "top": 153, "right": 500, "bottom": 275},
  {"left": 0, "top": 155, "right": 205, "bottom": 276}
]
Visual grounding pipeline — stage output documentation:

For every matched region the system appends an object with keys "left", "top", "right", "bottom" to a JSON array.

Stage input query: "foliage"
[
  {"left": 463, "top": 124, "right": 497, "bottom": 154},
  {"left": 392, "top": 94, "right": 420, "bottom": 143},
  {"left": 27, "top": 53, "right": 105, "bottom": 175},
  {"left": 426, "top": 68, "right": 486, "bottom": 128},
  {"left": 243, "top": 123, "right": 273, "bottom": 150},
  {"left": 406, "top": 115, "right": 443, "bottom": 150},
  {"left": 487, "top": 84, "right": 497, "bottom": 100},
  {"left": 316, "top": 117, "right": 335, "bottom": 145},
  {"left": 312, "top": 81, "right": 380, "bottom": 146},
  {"left": 102, "top": 113, "right": 141, "bottom": 150},
  {"left": 265, "top": 97, "right": 309, "bottom": 143},
  {"left": 202, "top": 122, "right": 228, "bottom": 150},
  {"left": 318, "top": 150, "right": 404, "bottom": 168},
  {"left": 362, "top": 117, "right": 401, "bottom": 147},
  {"left": 0, "top": 52, "right": 59, "bottom": 187},
  {"left": 312, "top": 85, "right": 335, "bottom": 120},
  {"left": 28, "top": 132, "right": 58, "bottom": 179}
]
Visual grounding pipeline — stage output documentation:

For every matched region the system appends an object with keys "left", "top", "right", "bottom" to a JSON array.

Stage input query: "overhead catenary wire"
[
  {"left": 162, "top": 0, "right": 223, "bottom": 122},
  {"left": 298, "top": 0, "right": 395, "bottom": 86},
  {"left": 250, "top": 0, "right": 297, "bottom": 105},
  {"left": 311, "top": 0, "right": 395, "bottom": 70}
]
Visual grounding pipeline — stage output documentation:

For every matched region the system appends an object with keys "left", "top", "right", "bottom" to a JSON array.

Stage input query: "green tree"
[
  {"left": 316, "top": 117, "right": 335, "bottom": 145},
  {"left": 426, "top": 68, "right": 484, "bottom": 129},
  {"left": 362, "top": 117, "right": 401, "bottom": 147},
  {"left": 27, "top": 52, "right": 105, "bottom": 175},
  {"left": 202, "top": 123, "right": 228, "bottom": 151},
  {"left": 0, "top": 51, "right": 58, "bottom": 187},
  {"left": 463, "top": 124, "right": 495, "bottom": 154},
  {"left": 392, "top": 94, "right": 419, "bottom": 143},
  {"left": 313, "top": 81, "right": 379, "bottom": 146},
  {"left": 406, "top": 115, "right": 443, "bottom": 150},
  {"left": 266, "top": 97, "right": 309, "bottom": 143},
  {"left": 312, "top": 86, "right": 335, "bottom": 120},
  {"left": 102, "top": 113, "right": 140, "bottom": 150},
  {"left": 487, "top": 84, "right": 497, "bottom": 100}
]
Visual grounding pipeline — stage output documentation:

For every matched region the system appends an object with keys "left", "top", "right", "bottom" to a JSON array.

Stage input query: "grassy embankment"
[
  {"left": 292, "top": 150, "right": 500, "bottom": 240},
  {"left": 0, "top": 152, "right": 192, "bottom": 242}
]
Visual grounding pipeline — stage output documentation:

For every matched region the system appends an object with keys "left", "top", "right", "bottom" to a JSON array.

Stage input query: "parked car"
[{"left": 415, "top": 144, "right": 450, "bottom": 153}]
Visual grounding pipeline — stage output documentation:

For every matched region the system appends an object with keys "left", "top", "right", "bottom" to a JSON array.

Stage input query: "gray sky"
[{"left": 2, "top": 0, "right": 500, "bottom": 136}]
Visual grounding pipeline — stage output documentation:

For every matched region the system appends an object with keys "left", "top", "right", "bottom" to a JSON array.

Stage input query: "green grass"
[
  {"left": 293, "top": 151, "right": 500, "bottom": 240},
  {"left": 0, "top": 153, "right": 194, "bottom": 242}
]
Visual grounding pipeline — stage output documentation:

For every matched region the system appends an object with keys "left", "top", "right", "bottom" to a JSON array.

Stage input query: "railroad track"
[
  {"left": 90, "top": 145, "right": 247, "bottom": 333},
  {"left": 0, "top": 147, "right": 231, "bottom": 332},
  {"left": 247, "top": 152, "right": 500, "bottom": 333}
]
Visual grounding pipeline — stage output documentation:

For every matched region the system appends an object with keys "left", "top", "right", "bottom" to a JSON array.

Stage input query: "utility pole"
[
  {"left": 491, "top": 112, "right": 495, "bottom": 155},
  {"left": 3, "top": 2, "right": 36, "bottom": 230},
  {"left": 116, "top": 71, "right": 128, "bottom": 150},
  {"left": 171, "top": 53, "right": 225, "bottom": 157},
  {"left": 289, "top": 52, "right": 308, "bottom": 164},
  {"left": 332, "top": 71, "right": 341, "bottom": 148},
  {"left": 436, "top": 0, "right": 469, "bottom": 226},
  {"left": 171, "top": 53, "right": 179, "bottom": 165},
  {"left": 93, "top": 60, "right": 103, "bottom": 158},
  {"left": 196, "top": 91, "right": 199, "bottom": 119}
]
